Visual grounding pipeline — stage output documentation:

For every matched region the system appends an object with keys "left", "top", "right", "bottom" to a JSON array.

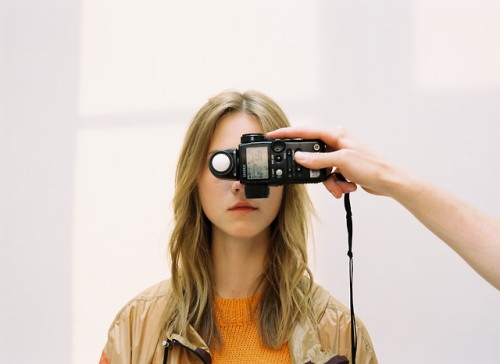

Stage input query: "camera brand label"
[{"left": 310, "top": 169, "right": 320, "bottom": 178}]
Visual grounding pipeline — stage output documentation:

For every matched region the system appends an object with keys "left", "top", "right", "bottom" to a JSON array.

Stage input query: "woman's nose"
[{"left": 231, "top": 180, "right": 244, "bottom": 195}]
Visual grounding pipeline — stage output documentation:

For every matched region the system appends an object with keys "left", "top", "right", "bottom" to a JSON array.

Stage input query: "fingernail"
[{"left": 294, "top": 151, "right": 307, "bottom": 162}]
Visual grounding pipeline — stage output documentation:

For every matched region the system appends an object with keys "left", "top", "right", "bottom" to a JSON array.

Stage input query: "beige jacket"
[{"left": 101, "top": 280, "right": 377, "bottom": 364}]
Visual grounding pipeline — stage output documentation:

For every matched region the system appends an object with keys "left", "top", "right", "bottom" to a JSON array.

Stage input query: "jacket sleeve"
[
  {"left": 317, "top": 296, "right": 378, "bottom": 364},
  {"left": 101, "top": 302, "right": 135, "bottom": 364}
]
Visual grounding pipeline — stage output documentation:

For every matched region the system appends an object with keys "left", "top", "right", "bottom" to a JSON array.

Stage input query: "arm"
[
  {"left": 267, "top": 126, "right": 500, "bottom": 290},
  {"left": 385, "top": 171, "right": 500, "bottom": 290}
]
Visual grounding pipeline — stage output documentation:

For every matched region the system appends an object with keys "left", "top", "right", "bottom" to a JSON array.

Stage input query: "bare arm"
[{"left": 268, "top": 126, "right": 500, "bottom": 290}]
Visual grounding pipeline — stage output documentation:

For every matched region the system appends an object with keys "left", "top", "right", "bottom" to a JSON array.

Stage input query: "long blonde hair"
[{"left": 164, "top": 90, "right": 315, "bottom": 349}]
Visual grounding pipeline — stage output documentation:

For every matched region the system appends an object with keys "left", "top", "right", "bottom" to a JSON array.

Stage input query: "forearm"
[{"left": 386, "top": 169, "right": 500, "bottom": 290}]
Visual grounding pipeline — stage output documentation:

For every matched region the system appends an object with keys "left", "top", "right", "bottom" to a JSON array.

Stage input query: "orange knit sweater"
[{"left": 211, "top": 295, "right": 291, "bottom": 364}]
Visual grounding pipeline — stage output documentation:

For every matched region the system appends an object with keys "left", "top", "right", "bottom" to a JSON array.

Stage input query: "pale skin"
[
  {"left": 268, "top": 126, "right": 500, "bottom": 290},
  {"left": 198, "top": 112, "right": 283, "bottom": 298}
]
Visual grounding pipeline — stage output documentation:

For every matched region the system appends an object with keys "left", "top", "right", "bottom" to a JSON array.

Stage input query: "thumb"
[{"left": 294, "top": 151, "right": 339, "bottom": 170}]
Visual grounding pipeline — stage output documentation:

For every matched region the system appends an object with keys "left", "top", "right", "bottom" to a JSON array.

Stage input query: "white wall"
[{"left": 1, "top": 1, "right": 499, "bottom": 363}]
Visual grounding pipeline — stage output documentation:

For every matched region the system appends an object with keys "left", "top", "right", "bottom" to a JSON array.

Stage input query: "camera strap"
[
  {"left": 344, "top": 192, "right": 357, "bottom": 363},
  {"left": 334, "top": 173, "right": 357, "bottom": 364}
]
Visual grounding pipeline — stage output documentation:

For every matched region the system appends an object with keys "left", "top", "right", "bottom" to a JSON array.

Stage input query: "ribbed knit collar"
[{"left": 214, "top": 294, "right": 261, "bottom": 326}]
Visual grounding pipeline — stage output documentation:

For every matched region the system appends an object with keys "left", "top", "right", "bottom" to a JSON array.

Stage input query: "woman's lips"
[
  {"left": 229, "top": 206, "right": 257, "bottom": 213},
  {"left": 228, "top": 202, "right": 257, "bottom": 214}
]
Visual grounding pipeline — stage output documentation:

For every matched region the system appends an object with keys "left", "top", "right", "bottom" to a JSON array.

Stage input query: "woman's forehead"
[{"left": 208, "top": 112, "right": 263, "bottom": 151}]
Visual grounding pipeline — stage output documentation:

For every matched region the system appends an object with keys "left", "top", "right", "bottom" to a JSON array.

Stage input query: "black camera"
[{"left": 208, "top": 133, "right": 327, "bottom": 198}]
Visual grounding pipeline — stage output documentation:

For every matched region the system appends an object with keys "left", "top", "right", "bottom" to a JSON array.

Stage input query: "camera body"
[{"left": 209, "top": 133, "right": 327, "bottom": 198}]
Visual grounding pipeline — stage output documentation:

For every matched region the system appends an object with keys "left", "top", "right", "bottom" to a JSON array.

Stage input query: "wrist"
[{"left": 380, "top": 164, "right": 422, "bottom": 202}]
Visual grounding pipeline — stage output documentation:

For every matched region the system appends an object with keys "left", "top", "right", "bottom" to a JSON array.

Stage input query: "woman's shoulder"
[
  {"left": 109, "top": 280, "right": 171, "bottom": 328},
  {"left": 310, "top": 284, "right": 353, "bottom": 321},
  {"left": 129, "top": 279, "right": 171, "bottom": 303},
  {"left": 103, "top": 280, "right": 172, "bottom": 363},
  {"left": 310, "top": 283, "right": 378, "bottom": 363}
]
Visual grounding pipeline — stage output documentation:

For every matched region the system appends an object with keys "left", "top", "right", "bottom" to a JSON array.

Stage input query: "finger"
[
  {"left": 338, "top": 180, "right": 358, "bottom": 193},
  {"left": 322, "top": 175, "right": 343, "bottom": 198},
  {"left": 267, "top": 126, "right": 347, "bottom": 150},
  {"left": 294, "top": 150, "right": 343, "bottom": 170},
  {"left": 323, "top": 175, "right": 357, "bottom": 198}
]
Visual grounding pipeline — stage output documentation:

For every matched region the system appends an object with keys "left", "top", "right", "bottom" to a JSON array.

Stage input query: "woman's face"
[{"left": 198, "top": 112, "right": 284, "bottom": 240}]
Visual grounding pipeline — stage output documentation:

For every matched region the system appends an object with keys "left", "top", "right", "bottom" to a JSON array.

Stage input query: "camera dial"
[
  {"left": 271, "top": 140, "right": 286, "bottom": 153},
  {"left": 241, "top": 133, "right": 266, "bottom": 143}
]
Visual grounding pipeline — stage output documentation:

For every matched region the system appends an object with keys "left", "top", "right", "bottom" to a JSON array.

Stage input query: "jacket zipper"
[{"left": 162, "top": 339, "right": 209, "bottom": 364}]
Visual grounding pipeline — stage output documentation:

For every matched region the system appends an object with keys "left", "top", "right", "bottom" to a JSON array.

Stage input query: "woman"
[{"left": 99, "top": 90, "right": 377, "bottom": 364}]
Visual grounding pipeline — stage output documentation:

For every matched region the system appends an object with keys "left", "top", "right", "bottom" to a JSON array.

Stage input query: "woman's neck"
[{"left": 211, "top": 228, "right": 270, "bottom": 299}]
